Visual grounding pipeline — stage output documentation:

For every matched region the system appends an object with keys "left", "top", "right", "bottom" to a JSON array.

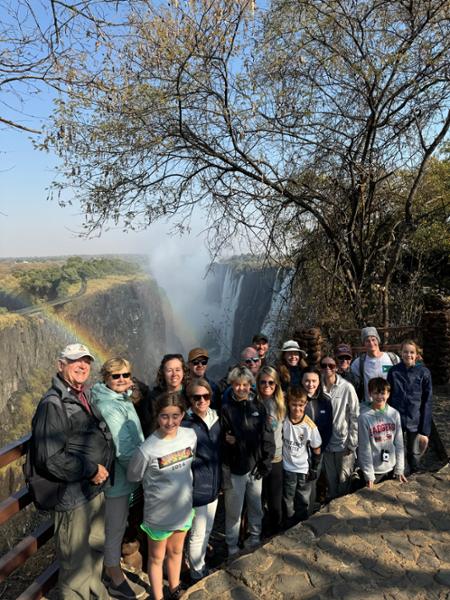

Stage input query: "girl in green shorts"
[{"left": 128, "top": 392, "right": 197, "bottom": 600}]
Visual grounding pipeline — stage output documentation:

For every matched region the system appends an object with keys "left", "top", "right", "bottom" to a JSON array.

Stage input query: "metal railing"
[{"left": 0, "top": 435, "right": 58, "bottom": 599}]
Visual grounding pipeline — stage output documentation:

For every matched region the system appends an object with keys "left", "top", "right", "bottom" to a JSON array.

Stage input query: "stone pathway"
[{"left": 185, "top": 466, "right": 450, "bottom": 600}]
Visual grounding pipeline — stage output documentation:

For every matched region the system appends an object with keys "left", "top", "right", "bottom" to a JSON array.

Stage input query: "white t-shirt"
[
  {"left": 128, "top": 426, "right": 197, "bottom": 531},
  {"left": 351, "top": 352, "right": 399, "bottom": 402},
  {"left": 282, "top": 415, "right": 322, "bottom": 474}
]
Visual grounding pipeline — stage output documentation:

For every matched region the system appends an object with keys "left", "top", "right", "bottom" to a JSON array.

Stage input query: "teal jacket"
[{"left": 91, "top": 382, "right": 145, "bottom": 498}]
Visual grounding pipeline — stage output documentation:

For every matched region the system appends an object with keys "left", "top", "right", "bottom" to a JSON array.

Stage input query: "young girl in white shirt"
[{"left": 128, "top": 392, "right": 196, "bottom": 600}]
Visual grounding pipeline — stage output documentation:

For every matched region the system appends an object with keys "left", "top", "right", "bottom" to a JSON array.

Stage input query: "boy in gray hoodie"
[{"left": 358, "top": 378, "right": 407, "bottom": 488}]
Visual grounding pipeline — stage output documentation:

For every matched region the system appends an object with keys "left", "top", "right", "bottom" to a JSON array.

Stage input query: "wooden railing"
[{"left": 0, "top": 435, "right": 58, "bottom": 599}]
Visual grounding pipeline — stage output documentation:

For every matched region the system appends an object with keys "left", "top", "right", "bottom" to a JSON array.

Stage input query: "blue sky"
[{"left": 0, "top": 86, "right": 209, "bottom": 260}]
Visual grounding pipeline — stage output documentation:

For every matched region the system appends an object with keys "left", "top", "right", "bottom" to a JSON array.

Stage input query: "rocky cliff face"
[
  {"left": 0, "top": 276, "right": 169, "bottom": 445},
  {"left": 204, "top": 262, "right": 291, "bottom": 375},
  {"left": 0, "top": 315, "right": 69, "bottom": 416},
  {"left": 61, "top": 277, "right": 167, "bottom": 382}
]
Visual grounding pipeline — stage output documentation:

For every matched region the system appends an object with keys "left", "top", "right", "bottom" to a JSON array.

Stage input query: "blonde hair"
[
  {"left": 400, "top": 339, "right": 421, "bottom": 354},
  {"left": 100, "top": 357, "right": 132, "bottom": 381},
  {"left": 256, "top": 366, "right": 286, "bottom": 420}
]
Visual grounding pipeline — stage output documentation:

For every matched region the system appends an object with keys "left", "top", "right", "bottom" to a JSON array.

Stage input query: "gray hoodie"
[
  {"left": 323, "top": 374, "right": 359, "bottom": 452},
  {"left": 357, "top": 404, "right": 404, "bottom": 482}
]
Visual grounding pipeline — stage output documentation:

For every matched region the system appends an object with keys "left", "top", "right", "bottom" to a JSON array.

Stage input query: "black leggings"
[{"left": 262, "top": 460, "right": 283, "bottom": 534}]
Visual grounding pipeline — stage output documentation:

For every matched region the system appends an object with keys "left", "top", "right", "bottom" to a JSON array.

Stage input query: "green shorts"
[{"left": 140, "top": 509, "right": 195, "bottom": 541}]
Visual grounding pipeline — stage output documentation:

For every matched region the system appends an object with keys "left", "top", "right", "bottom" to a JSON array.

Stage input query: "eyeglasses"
[
  {"left": 260, "top": 380, "right": 275, "bottom": 386},
  {"left": 110, "top": 372, "right": 131, "bottom": 380},
  {"left": 191, "top": 359, "right": 208, "bottom": 366},
  {"left": 244, "top": 357, "right": 260, "bottom": 364},
  {"left": 320, "top": 364, "right": 336, "bottom": 370},
  {"left": 192, "top": 393, "right": 210, "bottom": 402}
]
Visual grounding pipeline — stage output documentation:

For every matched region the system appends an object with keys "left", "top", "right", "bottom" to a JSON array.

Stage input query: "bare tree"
[
  {"left": 0, "top": 0, "right": 124, "bottom": 133},
  {"left": 41, "top": 0, "right": 450, "bottom": 324}
]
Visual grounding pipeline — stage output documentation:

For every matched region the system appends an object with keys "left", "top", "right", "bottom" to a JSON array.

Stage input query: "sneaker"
[
  {"left": 106, "top": 576, "right": 147, "bottom": 599},
  {"left": 244, "top": 536, "right": 260, "bottom": 550},
  {"left": 168, "top": 583, "right": 186, "bottom": 599}
]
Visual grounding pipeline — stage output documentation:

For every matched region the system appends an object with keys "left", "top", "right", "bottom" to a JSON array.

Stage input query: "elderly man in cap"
[
  {"left": 252, "top": 333, "right": 270, "bottom": 367},
  {"left": 187, "top": 347, "right": 221, "bottom": 409},
  {"left": 350, "top": 327, "right": 400, "bottom": 402},
  {"left": 31, "top": 343, "right": 114, "bottom": 600}
]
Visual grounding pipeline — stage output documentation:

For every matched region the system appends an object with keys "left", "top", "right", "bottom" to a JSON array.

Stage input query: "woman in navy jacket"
[
  {"left": 387, "top": 339, "right": 433, "bottom": 473},
  {"left": 183, "top": 378, "right": 221, "bottom": 581}
]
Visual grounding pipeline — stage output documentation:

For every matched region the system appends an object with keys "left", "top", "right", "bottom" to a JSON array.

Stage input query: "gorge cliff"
[{"left": 0, "top": 275, "right": 169, "bottom": 447}]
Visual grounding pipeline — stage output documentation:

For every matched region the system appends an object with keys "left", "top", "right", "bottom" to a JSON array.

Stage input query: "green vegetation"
[{"left": 12, "top": 257, "right": 142, "bottom": 302}]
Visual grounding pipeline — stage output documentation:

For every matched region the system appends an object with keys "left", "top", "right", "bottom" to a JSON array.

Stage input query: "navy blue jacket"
[
  {"left": 387, "top": 362, "right": 433, "bottom": 436},
  {"left": 305, "top": 391, "right": 333, "bottom": 450},
  {"left": 182, "top": 411, "right": 221, "bottom": 507},
  {"left": 221, "top": 393, "right": 275, "bottom": 475}
]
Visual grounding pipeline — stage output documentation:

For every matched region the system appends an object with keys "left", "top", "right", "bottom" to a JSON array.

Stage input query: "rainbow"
[{"left": 44, "top": 307, "right": 110, "bottom": 364}]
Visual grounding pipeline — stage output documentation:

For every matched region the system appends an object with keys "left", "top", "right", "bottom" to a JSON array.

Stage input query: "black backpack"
[{"left": 23, "top": 392, "right": 69, "bottom": 511}]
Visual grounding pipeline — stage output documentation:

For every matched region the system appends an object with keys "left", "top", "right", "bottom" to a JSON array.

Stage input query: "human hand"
[
  {"left": 225, "top": 432, "right": 236, "bottom": 445},
  {"left": 91, "top": 464, "right": 109, "bottom": 485},
  {"left": 417, "top": 434, "right": 429, "bottom": 453},
  {"left": 366, "top": 480, "right": 374, "bottom": 490},
  {"left": 308, "top": 469, "right": 319, "bottom": 481},
  {"left": 397, "top": 474, "right": 408, "bottom": 484}
]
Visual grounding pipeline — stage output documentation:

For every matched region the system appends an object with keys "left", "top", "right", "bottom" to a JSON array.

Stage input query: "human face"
[
  {"left": 288, "top": 400, "right": 306, "bottom": 424},
  {"left": 337, "top": 356, "right": 352, "bottom": 372},
  {"left": 258, "top": 376, "right": 276, "bottom": 399},
  {"left": 232, "top": 378, "right": 251, "bottom": 401},
  {"left": 106, "top": 369, "right": 133, "bottom": 394},
  {"left": 364, "top": 336, "right": 380, "bottom": 357},
  {"left": 254, "top": 340, "right": 269, "bottom": 358},
  {"left": 163, "top": 358, "right": 184, "bottom": 391},
  {"left": 370, "top": 388, "right": 389, "bottom": 410},
  {"left": 320, "top": 359, "right": 337, "bottom": 382},
  {"left": 157, "top": 405, "right": 184, "bottom": 438},
  {"left": 285, "top": 351, "right": 300, "bottom": 367},
  {"left": 302, "top": 373, "right": 319, "bottom": 397},
  {"left": 241, "top": 349, "right": 261, "bottom": 375},
  {"left": 190, "top": 385, "right": 211, "bottom": 418},
  {"left": 189, "top": 357, "right": 208, "bottom": 378},
  {"left": 58, "top": 357, "right": 92, "bottom": 390},
  {"left": 401, "top": 344, "right": 417, "bottom": 368}
]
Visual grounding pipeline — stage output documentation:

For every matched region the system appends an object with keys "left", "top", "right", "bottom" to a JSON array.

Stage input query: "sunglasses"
[
  {"left": 110, "top": 372, "right": 131, "bottom": 380},
  {"left": 320, "top": 364, "right": 336, "bottom": 370},
  {"left": 191, "top": 359, "right": 208, "bottom": 366},
  {"left": 260, "top": 380, "right": 275, "bottom": 386},
  {"left": 192, "top": 393, "right": 210, "bottom": 402},
  {"left": 338, "top": 356, "right": 352, "bottom": 362},
  {"left": 244, "top": 357, "right": 260, "bottom": 364}
]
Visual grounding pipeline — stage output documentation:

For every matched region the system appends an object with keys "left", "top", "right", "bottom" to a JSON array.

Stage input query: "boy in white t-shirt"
[{"left": 282, "top": 388, "right": 322, "bottom": 526}]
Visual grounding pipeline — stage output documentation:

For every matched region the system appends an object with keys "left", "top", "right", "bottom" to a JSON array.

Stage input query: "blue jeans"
[{"left": 282, "top": 470, "right": 312, "bottom": 527}]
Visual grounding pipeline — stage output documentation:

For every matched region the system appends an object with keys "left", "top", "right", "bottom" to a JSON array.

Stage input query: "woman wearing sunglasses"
[
  {"left": 91, "top": 357, "right": 146, "bottom": 599},
  {"left": 182, "top": 378, "right": 221, "bottom": 582},
  {"left": 256, "top": 366, "right": 285, "bottom": 535}
]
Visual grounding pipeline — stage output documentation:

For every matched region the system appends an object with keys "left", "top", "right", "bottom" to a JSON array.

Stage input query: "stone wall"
[
  {"left": 185, "top": 466, "right": 450, "bottom": 600},
  {"left": 422, "top": 294, "right": 450, "bottom": 385}
]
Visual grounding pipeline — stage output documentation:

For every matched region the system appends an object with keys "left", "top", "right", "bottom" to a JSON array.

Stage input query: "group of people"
[{"left": 30, "top": 326, "right": 433, "bottom": 600}]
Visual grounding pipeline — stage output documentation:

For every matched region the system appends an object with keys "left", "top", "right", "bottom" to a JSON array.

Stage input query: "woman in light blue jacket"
[{"left": 91, "top": 357, "right": 145, "bottom": 600}]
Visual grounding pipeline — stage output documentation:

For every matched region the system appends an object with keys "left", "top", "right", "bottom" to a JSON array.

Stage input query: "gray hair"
[{"left": 227, "top": 366, "right": 255, "bottom": 386}]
